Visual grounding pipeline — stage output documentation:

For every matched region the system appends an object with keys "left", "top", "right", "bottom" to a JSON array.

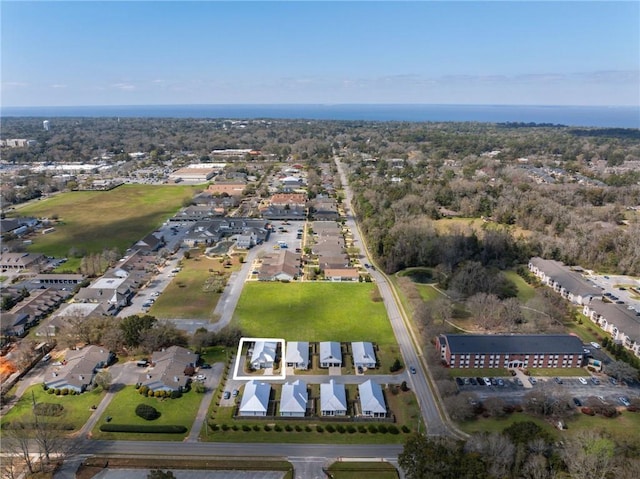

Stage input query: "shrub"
[
  {"left": 401, "top": 425, "right": 411, "bottom": 433},
  {"left": 154, "top": 390, "right": 164, "bottom": 398},
  {"left": 61, "top": 389, "right": 69, "bottom": 396},
  {"left": 138, "top": 385, "right": 149, "bottom": 396},
  {"left": 253, "top": 424, "right": 261, "bottom": 431},
  {"left": 368, "top": 424, "right": 378, "bottom": 433},
  {"left": 34, "top": 403, "right": 64, "bottom": 417},
  {"left": 135, "top": 404, "right": 161, "bottom": 421},
  {"left": 99, "top": 424, "right": 187, "bottom": 434},
  {"left": 326, "top": 425, "right": 335, "bottom": 433},
  {"left": 388, "top": 425, "right": 400, "bottom": 434},
  {"left": 378, "top": 424, "right": 388, "bottom": 434},
  {"left": 170, "top": 390, "right": 182, "bottom": 399},
  {"left": 147, "top": 389, "right": 155, "bottom": 397},
  {"left": 221, "top": 424, "right": 229, "bottom": 431},
  {"left": 295, "top": 425, "right": 303, "bottom": 432},
  {"left": 358, "top": 425, "right": 367, "bottom": 433},
  {"left": 581, "top": 407, "right": 596, "bottom": 416},
  {"left": 274, "top": 424, "right": 282, "bottom": 432},
  {"left": 242, "top": 424, "right": 251, "bottom": 432},
  {"left": 232, "top": 425, "right": 239, "bottom": 431},
  {"left": 209, "top": 422, "right": 219, "bottom": 431},
  {"left": 336, "top": 425, "right": 346, "bottom": 433},
  {"left": 316, "top": 425, "right": 324, "bottom": 433},
  {"left": 347, "top": 425, "right": 356, "bottom": 434},
  {"left": 305, "top": 425, "right": 312, "bottom": 432},
  {"left": 264, "top": 425, "right": 272, "bottom": 432},
  {"left": 54, "top": 389, "right": 61, "bottom": 396},
  {"left": 47, "top": 388, "right": 55, "bottom": 394},
  {"left": 285, "top": 424, "right": 293, "bottom": 432}
]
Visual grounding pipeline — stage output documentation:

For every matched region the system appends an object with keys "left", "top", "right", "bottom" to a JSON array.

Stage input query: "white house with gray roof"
[
  {"left": 352, "top": 341, "right": 376, "bottom": 369},
  {"left": 358, "top": 380, "right": 387, "bottom": 418},
  {"left": 239, "top": 380, "right": 271, "bottom": 417},
  {"left": 319, "top": 341, "right": 342, "bottom": 368},
  {"left": 320, "top": 379, "right": 347, "bottom": 416},
  {"left": 279, "top": 380, "right": 308, "bottom": 417},
  {"left": 250, "top": 341, "right": 278, "bottom": 369},
  {"left": 285, "top": 341, "right": 309, "bottom": 369}
]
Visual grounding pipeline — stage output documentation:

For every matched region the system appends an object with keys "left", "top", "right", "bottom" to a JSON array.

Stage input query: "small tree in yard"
[
  {"left": 135, "top": 403, "right": 161, "bottom": 421},
  {"left": 148, "top": 470, "right": 176, "bottom": 479}
]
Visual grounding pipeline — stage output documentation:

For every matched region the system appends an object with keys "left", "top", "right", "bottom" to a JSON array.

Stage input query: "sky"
[{"left": 1, "top": 1, "right": 639, "bottom": 107}]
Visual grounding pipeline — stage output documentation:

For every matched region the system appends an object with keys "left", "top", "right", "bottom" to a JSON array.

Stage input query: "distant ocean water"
[{"left": 1, "top": 104, "right": 638, "bottom": 129}]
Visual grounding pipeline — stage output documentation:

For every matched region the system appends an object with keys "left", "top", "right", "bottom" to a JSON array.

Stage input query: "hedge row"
[
  {"left": 209, "top": 423, "right": 409, "bottom": 434},
  {"left": 99, "top": 424, "right": 187, "bottom": 434}
]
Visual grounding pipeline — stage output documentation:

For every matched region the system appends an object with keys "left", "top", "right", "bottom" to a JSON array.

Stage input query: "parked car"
[
  {"left": 483, "top": 377, "right": 491, "bottom": 386},
  {"left": 497, "top": 379, "right": 504, "bottom": 387},
  {"left": 619, "top": 396, "right": 631, "bottom": 407},
  {"left": 590, "top": 342, "right": 601, "bottom": 349},
  {"left": 609, "top": 377, "right": 618, "bottom": 385},
  {"left": 572, "top": 397, "right": 582, "bottom": 407},
  {"left": 455, "top": 377, "right": 463, "bottom": 386},
  {"left": 476, "top": 377, "right": 485, "bottom": 386},
  {"left": 528, "top": 377, "right": 537, "bottom": 385},
  {"left": 578, "top": 377, "right": 588, "bottom": 385},
  {"left": 514, "top": 378, "right": 523, "bottom": 386},
  {"left": 223, "top": 391, "right": 231, "bottom": 400},
  {"left": 200, "top": 363, "right": 212, "bottom": 369},
  {"left": 196, "top": 374, "right": 206, "bottom": 381},
  {"left": 469, "top": 377, "right": 477, "bottom": 386},
  {"left": 490, "top": 378, "right": 498, "bottom": 386},
  {"left": 232, "top": 389, "right": 239, "bottom": 397},
  {"left": 591, "top": 377, "right": 601, "bottom": 385},
  {"left": 554, "top": 377, "right": 563, "bottom": 384},
  {"left": 463, "top": 378, "right": 471, "bottom": 385}
]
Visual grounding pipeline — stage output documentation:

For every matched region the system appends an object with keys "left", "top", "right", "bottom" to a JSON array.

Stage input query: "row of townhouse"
[
  {"left": 239, "top": 378, "right": 387, "bottom": 419},
  {"left": 251, "top": 340, "right": 377, "bottom": 370},
  {"left": 529, "top": 257, "right": 640, "bottom": 357},
  {"left": 182, "top": 217, "right": 269, "bottom": 249},
  {"left": 1, "top": 289, "right": 71, "bottom": 338},
  {"left": 257, "top": 250, "right": 301, "bottom": 281},
  {"left": 311, "top": 221, "right": 359, "bottom": 282}
]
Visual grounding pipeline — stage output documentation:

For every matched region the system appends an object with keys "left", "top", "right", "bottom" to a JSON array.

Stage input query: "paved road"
[{"left": 335, "top": 157, "right": 456, "bottom": 437}]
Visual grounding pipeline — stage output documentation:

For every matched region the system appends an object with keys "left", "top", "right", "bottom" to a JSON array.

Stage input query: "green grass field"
[
  {"left": 150, "top": 253, "right": 240, "bottom": 320},
  {"left": 0, "top": 385, "right": 105, "bottom": 433},
  {"left": 328, "top": 461, "right": 400, "bottom": 478},
  {"left": 11, "top": 185, "right": 199, "bottom": 270},
  {"left": 233, "top": 283, "right": 394, "bottom": 344},
  {"left": 91, "top": 385, "right": 203, "bottom": 440},
  {"left": 503, "top": 270, "right": 537, "bottom": 302}
]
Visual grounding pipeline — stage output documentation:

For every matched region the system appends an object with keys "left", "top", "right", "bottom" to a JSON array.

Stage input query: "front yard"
[{"left": 90, "top": 385, "right": 203, "bottom": 440}]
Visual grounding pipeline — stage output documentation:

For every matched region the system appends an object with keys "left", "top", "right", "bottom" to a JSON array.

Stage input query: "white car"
[
  {"left": 195, "top": 374, "right": 206, "bottom": 381},
  {"left": 590, "top": 342, "right": 601, "bottom": 349},
  {"left": 578, "top": 377, "right": 588, "bottom": 385}
]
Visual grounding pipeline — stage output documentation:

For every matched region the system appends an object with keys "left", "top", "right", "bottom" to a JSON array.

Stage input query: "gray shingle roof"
[{"left": 443, "top": 334, "right": 584, "bottom": 355}]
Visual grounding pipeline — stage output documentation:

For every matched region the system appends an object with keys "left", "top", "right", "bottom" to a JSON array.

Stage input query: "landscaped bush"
[
  {"left": 347, "top": 425, "right": 356, "bottom": 434},
  {"left": 61, "top": 389, "right": 69, "bottom": 396},
  {"left": 33, "top": 403, "right": 64, "bottom": 417},
  {"left": 221, "top": 424, "right": 229, "bottom": 431},
  {"left": 138, "top": 385, "right": 149, "bottom": 396},
  {"left": 388, "top": 425, "right": 400, "bottom": 434},
  {"left": 274, "top": 424, "right": 282, "bottom": 432},
  {"left": 368, "top": 424, "right": 378, "bottom": 433},
  {"left": 54, "top": 389, "right": 61, "bottom": 395},
  {"left": 326, "top": 425, "right": 335, "bottom": 433},
  {"left": 99, "top": 424, "right": 187, "bottom": 434},
  {"left": 358, "top": 425, "right": 367, "bottom": 433},
  {"left": 305, "top": 425, "right": 312, "bottom": 432},
  {"left": 336, "top": 425, "right": 346, "bottom": 433},
  {"left": 378, "top": 424, "right": 388, "bottom": 434},
  {"left": 253, "top": 424, "right": 261, "bottom": 431},
  {"left": 170, "top": 390, "right": 182, "bottom": 399},
  {"left": 209, "top": 422, "right": 219, "bottom": 431},
  {"left": 242, "top": 424, "right": 251, "bottom": 431},
  {"left": 285, "top": 424, "right": 293, "bottom": 432},
  {"left": 581, "top": 407, "right": 596, "bottom": 416},
  {"left": 264, "top": 425, "right": 272, "bottom": 432},
  {"left": 316, "top": 425, "right": 324, "bottom": 433},
  {"left": 232, "top": 425, "right": 239, "bottom": 431},
  {"left": 47, "top": 388, "right": 55, "bottom": 394},
  {"left": 135, "top": 404, "right": 161, "bottom": 421},
  {"left": 401, "top": 425, "right": 411, "bottom": 433},
  {"left": 295, "top": 425, "right": 303, "bottom": 432}
]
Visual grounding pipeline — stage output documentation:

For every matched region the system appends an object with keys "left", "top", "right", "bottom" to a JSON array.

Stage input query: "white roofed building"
[
  {"left": 239, "top": 380, "right": 271, "bottom": 417},
  {"left": 279, "top": 380, "right": 308, "bottom": 417}
]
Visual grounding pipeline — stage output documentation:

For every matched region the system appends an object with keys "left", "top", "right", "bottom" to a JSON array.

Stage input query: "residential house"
[
  {"left": 133, "top": 233, "right": 165, "bottom": 253},
  {"left": 1, "top": 313, "right": 30, "bottom": 337},
  {"left": 310, "top": 198, "right": 340, "bottom": 221},
  {"left": 139, "top": 346, "right": 198, "bottom": 393},
  {"left": 9, "top": 289, "right": 71, "bottom": 330},
  {"left": 279, "top": 380, "right": 308, "bottom": 417},
  {"left": 45, "top": 345, "right": 114, "bottom": 393},
  {"left": 436, "top": 334, "right": 585, "bottom": 369},
  {"left": 35, "top": 302, "right": 108, "bottom": 338},
  {"left": 285, "top": 341, "right": 309, "bottom": 370},
  {"left": 33, "top": 273, "right": 85, "bottom": 287},
  {"left": 352, "top": 341, "right": 377, "bottom": 369},
  {"left": 358, "top": 380, "right": 387, "bottom": 418},
  {"left": 320, "top": 379, "right": 347, "bottom": 416},
  {"left": 0, "top": 252, "right": 47, "bottom": 271},
  {"left": 250, "top": 341, "right": 278, "bottom": 369},
  {"left": 319, "top": 341, "right": 342, "bottom": 368},
  {"left": 324, "top": 268, "right": 359, "bottom": 282},
  {"left": 258, "top": 251, "right": 301, "bottom": 282},
  {"left": 239, "top": 380, "right": 271, "bottom": 417}
]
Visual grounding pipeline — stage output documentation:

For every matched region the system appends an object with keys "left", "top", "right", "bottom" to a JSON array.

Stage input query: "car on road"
[
  {"left": 554, "top": 377, "right": 563, "bottom": 384},
  {"left": 590, "top": 342, "right": 601, "bottom": 349},
  {"left": 223, "top": 391, "right": 231, "bottom": 400},
  {"left": 200, "top": 363, "right": 211, "bottom": 369},
  {"left": 573, "top": 397, "right": 582, "bottom": 407},
  {"left": 409, "top": 366, "right": 417, "bottom": 374},
  {"left": 578, "top": 377, "right": 588, "bottom": 385},
  {"left": 619, "top": 396, "right": 631, "bottom": 407}
]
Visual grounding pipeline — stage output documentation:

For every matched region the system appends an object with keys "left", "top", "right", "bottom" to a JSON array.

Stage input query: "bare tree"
[
  {"left": 465, "top": 432, "right": 515, "bottom": 479},
  {"left": 2, "top": 422, "right": 36, "bottom": 475},
  {"left": 561, "top": 430, "right": 616, "bottom": 479}
]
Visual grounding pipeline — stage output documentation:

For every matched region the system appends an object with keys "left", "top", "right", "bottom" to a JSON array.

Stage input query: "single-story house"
[
  {"left": 358, "top": 380, "right": 387, "bottom": 418},
  {"left": 279, "top": 380, "right": 308, "bottom": 417},
  {"left": 319, "top": 341, "right": 342, "bottom": 368},
  {"left": 320, "top": 379, "right": 347, "bottom": 416},
  {"left": 139, "top": 346, "right": 198, "bottom": 393},
  {"left": 250, "top": 341, "right": 278, "bottom": 369},
  {"left": 352, "top": 341, "right": 377, "bottom": 369},
  {"left": 285, "top": 341, "right": 309, "bottom": 369},
  {"left": 239, "top": 380, "right": 271, "bottom": 417},
  {"left": 324, "top": 268, "right": 359, "bottom": 282},
  {"left": 45, "top": 345, "right": 114, "bottom": 393}
]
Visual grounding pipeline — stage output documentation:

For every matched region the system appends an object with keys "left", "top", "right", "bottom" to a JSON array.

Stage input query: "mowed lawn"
[
  {"left": 234, "top": 283, "right": 395, "bottom": 344},
  {"left": 0, "top": 385, "right": 105, "bottom": 433},
  {"left": 92, "top": 385, "right": 202, "bottom": 441},
  {"left": 12, "top": 185, "right": 199, "bottom": 265}
]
